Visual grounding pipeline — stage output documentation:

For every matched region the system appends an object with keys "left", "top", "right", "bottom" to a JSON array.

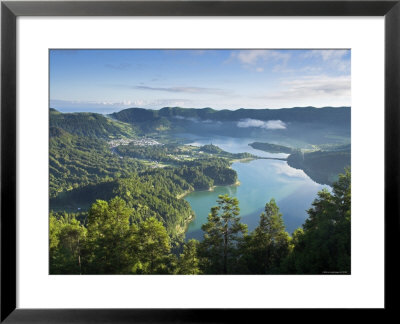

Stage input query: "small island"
[{"left": 200, "top": 144, "right": 256, "bottom": 160}]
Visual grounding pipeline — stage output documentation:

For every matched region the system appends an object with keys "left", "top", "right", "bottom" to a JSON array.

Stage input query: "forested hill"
[
  {"left": 287, "top": 148, "right": 351, "bottom": 186},
  {"left": 49, "top": 108, "right": 240, "bottom": 240},
  {"left": 49, "top": 126, "right": 143, "bottom": 198},
  {"left": 109, "top": 106, "right": 350, "bottom": 125},
  {"left": 50, "top": 108, "right": 137, "bottom": 139},
  {"left": 50, "top": 170, "right": 351, "bottom": 275}
]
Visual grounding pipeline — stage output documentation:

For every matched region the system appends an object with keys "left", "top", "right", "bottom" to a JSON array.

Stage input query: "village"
[{"left": 108, "top": 137, "right": 161, "bottom": 148}]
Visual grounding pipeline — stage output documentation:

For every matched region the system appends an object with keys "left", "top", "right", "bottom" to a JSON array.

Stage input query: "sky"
[{"left": 50, "top": 49, "right": 351, "bottom": 114}]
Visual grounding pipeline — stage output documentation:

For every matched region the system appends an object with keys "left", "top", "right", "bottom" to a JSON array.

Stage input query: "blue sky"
[{"left": 50, "top": 49, "right": 351, "bottom": 113}]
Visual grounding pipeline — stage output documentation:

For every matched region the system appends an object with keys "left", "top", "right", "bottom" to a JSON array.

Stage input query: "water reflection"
[
  {"left": 185, "top": 159, "right": 329, "bottom": 240},
  {"left": 177, "top": 133, "right": 289, "bottom": 159}
]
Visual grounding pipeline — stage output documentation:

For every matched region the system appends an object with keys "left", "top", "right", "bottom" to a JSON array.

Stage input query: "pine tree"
[
  {"left": 240, "top": 199, "right": 290, "bottom": 274},
  {"left": 49, "top": 213, "right": 87, "bottom": 274},
  {"left": 177, "top": 239, "right": 201, "bottom": 274},
  {"left": 85, "top": 197, "right": 132, "bottom": 274},
  {"left": 288, "top": 169, "right": 351, "bottom": 274},
  {"left": 199, "top": 195, "right": 247, "bottom": 274},
  {"left": 135, "top": 217, "right": 171, "bottom": 274}
]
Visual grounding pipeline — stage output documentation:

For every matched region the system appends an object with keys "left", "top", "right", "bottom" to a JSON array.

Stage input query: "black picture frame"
[{"left": 1, "top": 0, "right": 399, "bottom": 322}]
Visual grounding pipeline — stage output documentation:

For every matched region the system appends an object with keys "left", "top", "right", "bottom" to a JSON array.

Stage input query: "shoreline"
[
  {"left": 176, "top": 180, "right": 241, "bottom": 200},
  {"left": 230, "top": 157, "right": 257, "bottom": 163},
  {"left": 176, "top": 212, "right": 195, "bottom": 237}
]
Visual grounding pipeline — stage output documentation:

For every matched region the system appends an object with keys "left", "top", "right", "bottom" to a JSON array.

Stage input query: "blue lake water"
[
  {"left": 176, "top": 133, "right": 289, "bottom": 159},
  {"left": 182, "top": 135, "right": 329, "bottom": 240}
]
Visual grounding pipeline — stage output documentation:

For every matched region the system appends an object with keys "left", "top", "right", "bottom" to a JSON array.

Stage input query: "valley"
[
  {"left": 50, "top": 106, "right": 351, "bottom": 239},
  {"left": 48, "top": 48, "right": 351, "bottom": 275}
]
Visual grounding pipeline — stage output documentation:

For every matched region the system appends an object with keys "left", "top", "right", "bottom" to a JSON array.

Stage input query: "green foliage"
[
  {"left": 200, "top": 144, "right": 254, "bottom": 159},
  {"left": 49, "top": 212, "right": 87, "bottom": 274},
  {"left": 178, "top": 158, "right": 238, "bottom": 187},
  {"left": 249, "top": 142, "right": 293, "bottom": 154},
  {"left": 116, "top": 142, "right": 253, "bottom": 166},
  {"left": 50, "top": 171, "right": 350, "bottom": 275},
  {"left": 50, "top": 169, "right": 196, "bottom": 241},
  {"left": 50, "top": 108, "right": 137, "bottom": 139},
  {"left": 287, "top": 149, "right": 351, "bottom": 185},
  {"left": 134, "top": 217, "right": 172, "bottom": 274},
  {"left": 49, "top": 105, "right": 351, "bottom": 275},
  {"left": 84, "top": 197, "right": 133, "bottom": 274},
  {"left": 177, "top": 239, "right": 202, "bottom": 274},
  {"left": 116, "top": 143, "right": 180, "bottom": 163},
  {"left": 49, "top": 127, "right": 143, "bottom": 198},
  {"left": 199, "top": 195, "right": 247, "bottom": 274},
  {"left": 54, "top": 158, "right": 238, "bottom": 238},
  {"left": 237, "top": 199, "right": 291, "bottom": 274},
  {"left": 50, "top": 169, "right": 351, "bottom": 275},
  {"left": 283, "top": 169, "right": 351, "bottom": 274},
  {"left": 109, "top": 108, "right": 171, "bottom": 133},
  {"left": 51, "top": 198, "right": 176, "bottom": 274},
  {"left": 200, "top": 144, "right": 224, "bottom": 154},
  {"left": 111, "top": 106, "right": 350, "bottom": 126}
]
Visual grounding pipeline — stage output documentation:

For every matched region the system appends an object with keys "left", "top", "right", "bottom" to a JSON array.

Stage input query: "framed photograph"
[{"left": 1, "top": 0, "right": 398, "bottom": 322}]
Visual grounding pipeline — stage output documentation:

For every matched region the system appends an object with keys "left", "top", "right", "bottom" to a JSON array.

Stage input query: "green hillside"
[
  {"left": 249, "top": 142, "right": 293, "bottom": 154},
  {"left": 287, "top": 149, "right": 351, "bottom": 185},
  {"left": 49, "top": 127, "right": 143, "bottom": 198},
  {"left": 50, "top": 108, "right": 137, "bottom": 139},
  {"left": 110, "top": 106, "right": 350, "bottom": 125}
]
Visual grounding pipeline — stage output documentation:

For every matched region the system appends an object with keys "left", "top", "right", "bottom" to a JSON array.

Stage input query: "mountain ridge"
[
  {"left": 50, "top": 108, "right": 137, "bottom": 139},
  {"left": 108, "top": 106, "right": 350, "bottom": 126}
]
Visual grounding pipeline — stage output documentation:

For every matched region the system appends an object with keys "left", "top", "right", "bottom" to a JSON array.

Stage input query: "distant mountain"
[
  {"left": 49, "top": 106, "right": 350, "bottom": 146},
  {"left": 50, "top": 108, "right": 137, "bottom": 139},
  {"left": 108, "top": 106, "right": 351, "bottom": 145},
  {"left": 109, "top": 106, "right": 350, "bottom": 125}
]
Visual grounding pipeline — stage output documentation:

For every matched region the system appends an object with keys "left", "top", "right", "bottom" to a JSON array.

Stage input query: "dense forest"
[
  {"left": 199, "top": 144, "right": 255, "bottom": 159},
  {"left": 50, "top": 111, "right": 240, "bottom": 242},
  {"left": 50, "top": 108, "right": 137, "bottom": 139},
  {"left": 249, "top": 142, "right": 293, "bottom": 154},
  {"left": 287, "top": 148, "right": 351, "bottom": 185},
  {"left": 108, "top": 106, "right": 351, "bottom": 145},
  {"left": 110, "top": 106, "right": 350, "bottom": 126},
  {"left": 49, "top": 126, "right": 145, "bottom": 198},
  {"left": 50, "top": 170, "right": 350, "bottom": 274},
  {"left": 50, "top": 158, "right": 238, "bottom": 241},
  {"left": 115, "top": 143, "right": 254, "bottom": 163},
  {"left": 50, "top": 108, "right": 351, "bottom": 275}
]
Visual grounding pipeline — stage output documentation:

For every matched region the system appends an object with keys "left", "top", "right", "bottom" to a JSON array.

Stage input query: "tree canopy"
[{"left": 50, "top": 163, "right": 350, "bottom": 274}]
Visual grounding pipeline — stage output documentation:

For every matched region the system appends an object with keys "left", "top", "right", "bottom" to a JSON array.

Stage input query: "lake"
[
  {"left": 175, "top": 133, "right": 290, "bottom": 159},
  {"left": 182, "top": 135, "right": 329, "bottom": 240}
]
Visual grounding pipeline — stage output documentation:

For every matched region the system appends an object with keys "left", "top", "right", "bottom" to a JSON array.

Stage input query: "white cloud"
[
  {"left": 304, "top": 49, "right": 349, "bottom": 61},
  {"left": 135, "top": 85, "right": 229, "bottom": 95},
  {"left": 262, "top": 75, "right": 351, "bottom": 101},
  {"left": 232, "top": 50, "right": 290, "bottom": 65},
  {"left": 229, "top": 50, "right": 290, "bottom": 72},
  {"left": 237, "top": 119, "right": 287, "bottom": 130},
  {"left": 303, "top": 50, "right": 350, "bottom": 72}
]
